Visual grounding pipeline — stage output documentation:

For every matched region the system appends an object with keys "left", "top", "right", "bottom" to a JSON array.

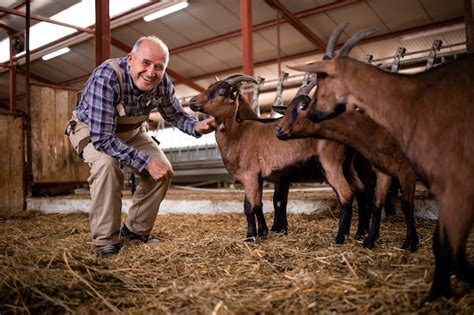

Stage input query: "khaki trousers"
[{"left": 81, "top": 127, "right": 172, "bottom": 246}]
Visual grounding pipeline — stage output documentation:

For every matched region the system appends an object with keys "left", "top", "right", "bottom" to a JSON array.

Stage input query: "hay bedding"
[{"left": 0, "top": 210, "right": 473, "bottom": 314}]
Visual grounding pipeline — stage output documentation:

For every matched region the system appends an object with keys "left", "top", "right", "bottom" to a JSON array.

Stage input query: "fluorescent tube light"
[
  {"left": 400, "top": 23, "right": 464, "bottom": 41},
  {"left": 143, "top": 1, "right": 188, "bottom": 22},
  {"left": 42, "top": 47, "right": 70, "bottom": 60}
]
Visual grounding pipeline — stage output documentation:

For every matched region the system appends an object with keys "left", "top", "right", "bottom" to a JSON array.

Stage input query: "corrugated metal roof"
[{"left": 0, "top": 0, "right": 468, "bottom": 109}]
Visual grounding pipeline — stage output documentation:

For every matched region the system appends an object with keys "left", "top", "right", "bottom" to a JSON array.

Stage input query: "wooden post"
[
  {"left": 95, "top": 0, "right": 111, "bottom": 66},
  {"left": 465, "top": 0, "right": 474, "bottom": 53},
  {"left": 240, "top": 0, "right": 254, "bottom": 76},
  {"left": 8, "top": 33, "right": 16, "bottom": 113},
  {"left": 240, "top": 0, "right": 254, "bottom": 102}
]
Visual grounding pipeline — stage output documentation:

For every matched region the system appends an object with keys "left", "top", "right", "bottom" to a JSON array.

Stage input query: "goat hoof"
[
  {"left": 363, "top": 239, "right": 375, "bottom": 249},
  {"left": 258, "top": 229, "right": 269, "bottom": 238},
  {"left": 401, "top": 240, "right": 418, "bottom": 252},
  {"left": 271, "top": 226, "right": 288, "bottom": 234},
  {"left": 335, "top": 235, "right": 346, "bottom": 244},
  {"left": 421, "top": 288, "right": 452, "bottom": 307},
  {"left": 244, "top": 236, "right": 257, "bottom": 242},
  {"left": 354, "top": 233, "right": 365, "bottom": 241},
  {"left": 271, "top": 227, "right": 288, "bottom": 235}
]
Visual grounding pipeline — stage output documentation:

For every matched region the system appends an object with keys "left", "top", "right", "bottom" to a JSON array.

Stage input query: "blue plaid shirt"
[{"left": 75, "top": 57, "right": 200, "bottom": 172}]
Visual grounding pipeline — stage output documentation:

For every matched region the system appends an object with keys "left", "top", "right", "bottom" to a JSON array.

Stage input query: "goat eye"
[
  {"left": 217, "top": 89, "right": 226, "bottom": 97},
  {"left": 298, "top": 102, "right": 308, "bottom": 112}
]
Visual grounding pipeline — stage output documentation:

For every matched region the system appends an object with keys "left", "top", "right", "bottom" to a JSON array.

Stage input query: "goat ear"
[
  {"left": 288, "top": 60, "right": 335, "bottom": 76},
  {"left": 272, "top": 105, "right": 287, "bottom": 114},
  {"left": 233, "top": 98, "right": 241, "bottom": 123}
]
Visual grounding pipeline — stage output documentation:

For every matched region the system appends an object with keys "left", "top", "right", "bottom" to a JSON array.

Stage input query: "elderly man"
[{"left": 66, "top": 36, "right": 214, "bottom": 257}]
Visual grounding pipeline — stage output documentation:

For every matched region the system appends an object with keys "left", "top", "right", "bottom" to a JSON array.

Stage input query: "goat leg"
[
  {"left": 399, "top": 199, "right": 419, "bottom": 252},
  {"left": 271, "top": 181, "right": 290, "bottom": 234},
  {"left": 335, "top": 202, "right": 353, "bottom": 244},
  {"left": 243, "top": 197, "right": 258, "bottom": 242},
  {"left": 383, "top": 180, "right": 400, "bottom": 216},
  {"left": 254, "top": 202, "right": 269, "bottom": 238},
  {"left": 425, "top": 223, "right": 453, "bottom": 302},
  {"left": 354, "top": 190, "right": 371, "bottom": 240},
  {"left": 363, "top": 206, "right": 382, "bottom": 249}
]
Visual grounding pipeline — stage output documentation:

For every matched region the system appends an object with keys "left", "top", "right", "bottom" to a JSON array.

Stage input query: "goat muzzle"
[
  {"left": 188, "top": 96, "right": 199, "bottom": 111},
  {"left": 275, "top": 125, "right": 290, "bottom": 140}
]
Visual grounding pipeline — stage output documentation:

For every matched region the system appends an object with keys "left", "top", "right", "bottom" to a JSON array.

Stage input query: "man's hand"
[
  {"left": 195, "top": 117, "right": 216, "bottom": 135},
  {"left": 145, "top": 160, "right": 174, "bottom": 181}
]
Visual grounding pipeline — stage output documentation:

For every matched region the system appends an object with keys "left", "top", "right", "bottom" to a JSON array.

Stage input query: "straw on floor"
[{"left": 0, "top": 209, "right": 473, "bottom": 314}]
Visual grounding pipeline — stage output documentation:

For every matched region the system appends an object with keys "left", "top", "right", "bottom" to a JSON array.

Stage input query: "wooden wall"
[
  {"left": 0, "top": 114, "right": 24, "bottom": 214},
  {"left": 30, "top": 84, "right": 89, "bottom": 184}
]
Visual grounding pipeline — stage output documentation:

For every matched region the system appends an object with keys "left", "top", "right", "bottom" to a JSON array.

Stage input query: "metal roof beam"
[
  {"left": 465, "top": 0, "right": 474, "bottom": 52},
  {"left": 0, "top": 6, "right": 95, "bottom": 34},
  {"left": 171, "top": 0, "right": 358, "bottom": 54},
  {"left": 264, "top": 0, "right": 327, "bottom": 51},
  {"left": 187, "top": 17, "right": 465, "bottom": 82}
]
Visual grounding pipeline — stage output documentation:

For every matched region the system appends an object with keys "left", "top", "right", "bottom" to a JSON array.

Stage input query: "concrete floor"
[{"left": 27, "top": 184, "right": 439, "bottom": 220}]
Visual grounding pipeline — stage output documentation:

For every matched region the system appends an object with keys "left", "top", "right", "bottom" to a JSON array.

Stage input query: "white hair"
[{"left": 131, "top": 36, "right": 169, "bottom": 66}]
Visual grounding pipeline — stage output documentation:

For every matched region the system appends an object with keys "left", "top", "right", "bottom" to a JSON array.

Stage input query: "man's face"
[{"left": 127, "top": 40, "right": 167, "bottom": 92}]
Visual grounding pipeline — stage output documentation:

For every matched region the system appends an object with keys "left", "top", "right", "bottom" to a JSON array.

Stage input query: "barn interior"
[{"left": 0, "top": 0, "right": 473, "bottom": 313}]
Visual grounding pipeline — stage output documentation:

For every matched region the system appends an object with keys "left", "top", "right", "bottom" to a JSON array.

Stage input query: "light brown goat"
[
  {"left": 289, "top": 23, "right": 474, "bottom": 301},
  {"left": 273, "top": 81, "right": 418, "bottom": 251},
  {"left": 189, "top": 75, "right": 373, "bottom": 243}
]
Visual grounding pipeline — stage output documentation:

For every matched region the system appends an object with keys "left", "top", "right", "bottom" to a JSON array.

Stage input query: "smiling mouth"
[{"left": 140, "top": 75, "right": 156, "bottom": 83}]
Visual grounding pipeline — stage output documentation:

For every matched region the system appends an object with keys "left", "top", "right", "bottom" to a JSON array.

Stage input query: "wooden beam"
[
  {"left": 240, "top": 0, "right": 254, "bottom": 75},
  {"left": 187, "top": 17, "right": 465, "bottom": 82},
  {"left": 95, "top": 0, "right": 111, "bottom": 66},
  {"left": 465, "top": 0, "right": 474, "bottom": 52},
  {"left": 9, "top": 34, "right": 16, "bottom": 113},
  {"left": 171, "top": 0, "right": 359, "bottom": 54},
  {"left": 0, "top": 6, "right": 95, "bottom": 34},
  {"left": 264, "top": 0, "right": 327, "bottom": 51}
]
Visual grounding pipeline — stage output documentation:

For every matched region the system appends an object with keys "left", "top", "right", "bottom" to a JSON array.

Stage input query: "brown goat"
[
  {"left": 273, "top": 81, "right": 418, "bottom": 251},
  {"left": 289, "top": 23, "right": 474, "bottom": 301},
  {"left": 188, "top": 75, "right": 374, "bottom": 243}
]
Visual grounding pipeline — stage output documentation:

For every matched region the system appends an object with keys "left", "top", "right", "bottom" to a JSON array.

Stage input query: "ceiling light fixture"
[
  {"left": 400, "top": 23, "right": 465, "bottom": 41},
  {"left": 143, "top": 1, "right": 188, "bottom": 22},
  {"left": 42, "top": 47, "right": 71, "bottom": 61}
]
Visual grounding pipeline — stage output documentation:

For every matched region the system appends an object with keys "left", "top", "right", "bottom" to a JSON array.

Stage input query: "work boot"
[
  {"left": 95, "top": 243, "right": 121, "bottom": 258},
  {"left": 120, "top": 224, "right": 161, "bottom": 243}
]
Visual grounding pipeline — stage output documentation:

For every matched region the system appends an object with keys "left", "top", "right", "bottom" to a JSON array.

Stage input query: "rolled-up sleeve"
[
  {"left": 157, "top": 74, "right": 201, "bottom": 138},
  {"left": 85, "top": 69, "right": 150, "bottom": 171}
]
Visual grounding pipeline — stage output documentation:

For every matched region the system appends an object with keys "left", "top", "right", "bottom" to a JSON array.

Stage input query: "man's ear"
[{"left": 127, "top": 53, "right": 133, "bottom": 66}]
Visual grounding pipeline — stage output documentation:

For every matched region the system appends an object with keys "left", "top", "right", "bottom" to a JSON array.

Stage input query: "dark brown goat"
[
  {"left": 273, "top": 81, "right": 418, "bottom": 251},
  {"left": 188, "top": 75, "right": 373, "bottom": 243},
  {"left": 289, "top": 23, "right": 474, "bottom": 301}
]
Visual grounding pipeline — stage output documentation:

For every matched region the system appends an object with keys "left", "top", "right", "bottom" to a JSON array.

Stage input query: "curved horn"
[
  {"left": 224, "top": 74, "right": 258, "bottom": 86},
  {"left": 296, "top": 79, "right": 318, "bottom": 96},
  {"left": 338, "top": 28, "right": 377, "bottom": 57},
  {"left": 324, "top": 22, "right": 349, "bottom": 60}
]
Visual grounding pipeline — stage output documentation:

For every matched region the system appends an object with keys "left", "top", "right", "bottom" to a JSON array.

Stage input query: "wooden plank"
[
  {"left": 55, "top": 89, "right": 72, "bottom": 180},
  {"left": 0, "top": 115, "right": 10, "bottom": 214},
  {"left": 31, "top": 85, "right": 88, "bottom": 184},
  {"left": 8, "top": 116, "right": 24, "bottom": 212},
  {"left": 0, "top": 115, "right": 24, "bottom": 215},
  {"left": 68, "top": 90, "right": 89, "bottom": 182},
  {"left": 31, "top": 85, "right": 56, "bottom": 183}
]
